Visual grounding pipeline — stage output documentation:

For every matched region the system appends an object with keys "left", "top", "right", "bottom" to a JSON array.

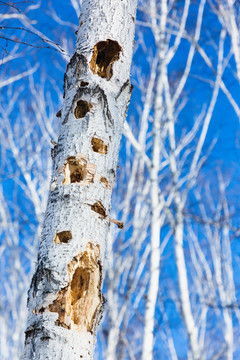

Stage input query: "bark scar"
[{"left": 48, "top": 243, "right": 104, "bottom": 332}]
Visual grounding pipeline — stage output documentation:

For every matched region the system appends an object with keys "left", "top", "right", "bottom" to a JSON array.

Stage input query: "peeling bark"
[{"left": 23, "top": 0, "right": 138, "bottom": 359}]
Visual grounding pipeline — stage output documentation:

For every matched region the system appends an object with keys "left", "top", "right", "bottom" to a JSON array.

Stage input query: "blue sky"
[{"left": 1, "top": 1, "right": 240, "bottom": 359}]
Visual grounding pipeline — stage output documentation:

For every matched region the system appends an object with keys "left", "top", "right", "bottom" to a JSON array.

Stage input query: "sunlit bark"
[{"left": 22, "top": 1, "right": 137, "bottom": 359}]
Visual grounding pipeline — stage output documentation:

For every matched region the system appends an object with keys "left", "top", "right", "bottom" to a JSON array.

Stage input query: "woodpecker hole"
[
  {"left": 89, "top": 39, "right": 122, "bottom": 80},
  {"left": 63, "top": 155, "right": 96, "bottom": 185},
  {"left": 100, "top": 177, "right": 108, "bottom": 187},
  {"left": 49, "top": 243, "right": 102, "bottom": 332},
  {"left": 90, "top": 202, "right": 107, "bottom": 218},
  {"left": 91, "top": 137, "right": 108, "bottom": 154},
  {"left": 63, "top": 156, "right": 86, "bottom": 184},
  {"left": 80, "top": 81, "right": 89, "bottom": 87},
  {"left": 54, "top": 231, "right": 72, "bottom": 244},
  {"left": 74, "top": 100, "right": 92, "bottom": 119}
]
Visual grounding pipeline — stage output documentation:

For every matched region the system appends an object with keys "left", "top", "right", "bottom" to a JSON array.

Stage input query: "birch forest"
[{"left": 1, "top": 0, "right": 240, "bottom": 359}]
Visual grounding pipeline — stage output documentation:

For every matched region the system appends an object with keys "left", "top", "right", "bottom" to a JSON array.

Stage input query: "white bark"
[
  {"left": 211, "top": 0, "right": 240, "bottom": 83},
  {"left": 209, "top": 173, "right": 234, "bottom": 360},
  {"left": 170, "top": 24, "right": 225, "bottom": 360},
  {"left": 142, "top": 1, "right": 167, "bottom": 358},
  {"left": 23, "top": 1, "right": 138, "bottom": 359}
]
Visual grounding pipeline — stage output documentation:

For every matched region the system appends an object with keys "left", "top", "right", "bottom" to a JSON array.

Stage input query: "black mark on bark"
[
  {"left": 80, "top": 81, "right": 89, "bottom": 87},
  {"left": 64, "top": 53, "right": 88, "bottom": 97},
  {"left": 56, "top": 109, "right": 62, "bottom": 118}
]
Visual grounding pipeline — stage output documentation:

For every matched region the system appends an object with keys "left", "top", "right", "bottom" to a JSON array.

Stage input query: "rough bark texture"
[{"left": 23, "top": 1, "right": 138, "bottom": 359}]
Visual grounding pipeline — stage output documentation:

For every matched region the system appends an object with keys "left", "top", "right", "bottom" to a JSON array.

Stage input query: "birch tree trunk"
[
  {"left": 142, "top": 1, "right": 167, "bottom": 358},
  {"left": 22, "top": 1, "right": 138, "bottom": 359}
]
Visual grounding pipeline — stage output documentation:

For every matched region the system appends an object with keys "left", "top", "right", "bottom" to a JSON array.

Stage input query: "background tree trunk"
[{"left": 22, "top": 1, "right": 138, "bottom": 359}]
